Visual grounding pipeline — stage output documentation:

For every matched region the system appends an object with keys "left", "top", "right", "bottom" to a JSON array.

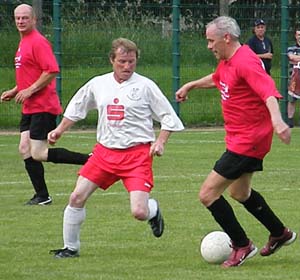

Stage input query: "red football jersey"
[
  {"left": 212, "top": 45, "right": 282, "bottom": 159},
  {"left": 15, "top": 29, "right": 62, "bottom": 115}
]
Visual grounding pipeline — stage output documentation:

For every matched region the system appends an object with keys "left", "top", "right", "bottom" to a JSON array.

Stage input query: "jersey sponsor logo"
[
  {"left": 107, "top": 104, "right": 125, "bottom": 120},
  {"left": 15, "top": 55, "right": 22, "bottom": 69},
  {"left": 219, "top": 81, "right": 230, "bottom": 100}
]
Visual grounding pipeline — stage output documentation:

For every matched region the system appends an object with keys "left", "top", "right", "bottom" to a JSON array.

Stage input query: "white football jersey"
[{"left": 64, "top": 72, "right": 184, "bottom": 148}]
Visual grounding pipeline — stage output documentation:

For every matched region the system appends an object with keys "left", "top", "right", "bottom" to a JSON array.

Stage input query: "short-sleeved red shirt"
[
  {"left": 15, "top": 29, "right": 62, "bottom": 115},
  {"left": 212, "top": 45, "right": 282, "bottom": 159}
]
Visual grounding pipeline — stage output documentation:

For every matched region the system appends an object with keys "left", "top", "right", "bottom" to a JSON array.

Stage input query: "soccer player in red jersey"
[
  {"left": 176, "top": 16, "right": 296, "bottom": 268},
  {"left": 1, "top": 4, "right": 89, "bottom": 205}
]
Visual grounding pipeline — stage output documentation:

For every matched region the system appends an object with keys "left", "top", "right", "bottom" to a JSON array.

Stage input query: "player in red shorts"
[
  {"left": 49, "top": 38, "right": 184, "bottom": 258},
  {"left": 176, "top": 16, "right": 296, "bottom": 268}
]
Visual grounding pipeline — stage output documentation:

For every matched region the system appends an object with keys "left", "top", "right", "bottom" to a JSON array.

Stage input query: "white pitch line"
[
  {"left": 1, "top": 187, "right": 300, "bottom": 200},
  {"left": 0, "top": 174, "right": 206, "bottom": 186},
  {"left": 1, "top": 177, "right": 300, "bottom": 199},
  {"left": 0, "top": 179, "right": 75, "bottom": 186},
  {"left": 0, "top": 168, "right": 299, "bottom": 186}
]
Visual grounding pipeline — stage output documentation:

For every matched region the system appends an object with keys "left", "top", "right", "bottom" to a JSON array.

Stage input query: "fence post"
[
  {"left": 172, "top": 0, "right": 180, "bottom": 115},
  {"left": 32, "top": 0, "right": 43, "bottom": 32},
  {"left": 53, "top": 0, "right": 62, "bottom": 122},
  {"left": 219, "top": 0, "right": 229, "bottom": 16},
  {"left": 280, "top": 0, "right": 289, "bottom": 121}
]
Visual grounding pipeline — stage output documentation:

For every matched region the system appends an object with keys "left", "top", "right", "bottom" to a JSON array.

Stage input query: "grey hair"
[{"left": 206, "top": 16, "right": 241, "bottom": 40}]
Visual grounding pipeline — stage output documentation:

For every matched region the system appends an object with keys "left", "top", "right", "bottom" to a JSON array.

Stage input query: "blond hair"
[{"left": 109, "top": 38, "right": 139, "bottom": 60}]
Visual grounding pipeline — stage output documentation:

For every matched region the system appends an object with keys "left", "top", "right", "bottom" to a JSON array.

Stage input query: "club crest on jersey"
[
  {"left": 220, "top": 81, "right": 229, "bottom": 100},
  {"left": 127, "top": 88, "right": 141, "bottom": 101}
]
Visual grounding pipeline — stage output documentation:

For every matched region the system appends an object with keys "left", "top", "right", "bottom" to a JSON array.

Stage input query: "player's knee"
[
  {"left": 131, "top": 205, "right": 148, "bottom": 221},
  {"left": 69, "top": 191, "right": 86, "bottom": 208}
]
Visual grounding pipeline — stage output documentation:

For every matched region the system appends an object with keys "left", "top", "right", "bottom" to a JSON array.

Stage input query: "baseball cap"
[{"left": 254, "top": 19, "right": 265, "bottom": 26}]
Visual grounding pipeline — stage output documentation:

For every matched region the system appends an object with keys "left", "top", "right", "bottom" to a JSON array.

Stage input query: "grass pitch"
[{"left": 0, "top": 128, "right": 299, "bottom": 280}]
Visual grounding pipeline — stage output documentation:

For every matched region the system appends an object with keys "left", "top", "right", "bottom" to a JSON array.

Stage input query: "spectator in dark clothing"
[{"left": 247, "top": 19, "right": 273, "bottom": 75}]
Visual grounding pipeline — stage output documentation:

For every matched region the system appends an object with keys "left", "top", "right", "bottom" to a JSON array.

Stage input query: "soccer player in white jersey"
[{"left": 48, "top": 38, "right": 184, "bottom": 258}]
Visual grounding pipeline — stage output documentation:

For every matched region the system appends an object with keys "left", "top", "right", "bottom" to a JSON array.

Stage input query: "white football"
[{"left": 200, "top": 231, "right": 232, "bottom": 264}]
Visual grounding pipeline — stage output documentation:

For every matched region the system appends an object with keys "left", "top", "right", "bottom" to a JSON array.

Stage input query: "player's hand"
[
  {"left": 275, "top": 123, "right": 291, "bottom": 144},
  {"left": 1, "top": 90, "right": 15, "bottom": 102},
  {"left": 15, "top": 89, "right": 32, "bottom": 104},
  {"left": 175, "top": 86, "right": 189, "bottom": 103},
  {"left": 48, "top": 131, "right": 61, "bottom": 145},
  {"left": 150, "top": 142, "right": 164, "bottom": 157}
]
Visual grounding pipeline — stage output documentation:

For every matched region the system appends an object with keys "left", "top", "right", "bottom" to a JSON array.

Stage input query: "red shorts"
[{"left": 79, "top": 143, "right": 153, "bottom": 192}]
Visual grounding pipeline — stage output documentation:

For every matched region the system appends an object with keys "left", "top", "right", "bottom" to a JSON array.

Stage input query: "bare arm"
[
  {"left": 257, "top": 52, "right": 273, "bottom": 60},
  {"left": 287, "top": 53, "right": 300, "bottom": 64},
  {"left": 15, "top": 71, "right": 58, "bottom": 103},
  {"left": 48, "top": 117, "right": 76, "bottom": 145},
  {"left": 266, "top": 96, "right": 290, "bottom": 144},
  {"left": 1, "top": 86, "right": 18, "bottom": 102},
  {"left": 149, "top": 130, "right": 172, "bottom": 157},
  {"left": 175, "top": 74, "right": 215, "bottom": 102}
]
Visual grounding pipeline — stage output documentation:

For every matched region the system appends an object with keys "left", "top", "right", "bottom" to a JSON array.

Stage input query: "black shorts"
[
  {"left": 20, "top": 113, "right": 57, "bottom": 140},
  {"left": 213, "top": 150, "right": 263, "bottom": 180}
]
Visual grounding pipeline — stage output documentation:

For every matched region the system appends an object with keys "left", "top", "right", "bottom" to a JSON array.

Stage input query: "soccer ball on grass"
[{"left": 200, "top": 231, "right": 232, "bottom": 264}]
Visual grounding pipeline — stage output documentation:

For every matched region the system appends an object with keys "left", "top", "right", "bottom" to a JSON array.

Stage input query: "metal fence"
[{"left": 1, "top": 0, "right": 299, "bottom": 129}]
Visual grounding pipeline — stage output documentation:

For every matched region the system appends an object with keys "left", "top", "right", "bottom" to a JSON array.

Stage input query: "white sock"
[
  {"left": 148, "top": 198, "right": 158, "bottom": 220},
  {"left": 63, "top": 205, "right": 86, "bottom": 252}
]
